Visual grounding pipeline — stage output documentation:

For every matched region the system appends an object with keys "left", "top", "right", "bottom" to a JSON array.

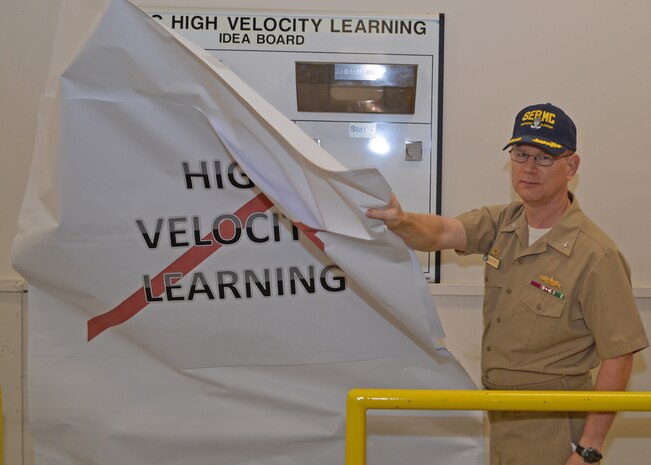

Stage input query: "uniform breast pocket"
[{"left": 519, "top": 284, "right": 566, "bottom": 349}]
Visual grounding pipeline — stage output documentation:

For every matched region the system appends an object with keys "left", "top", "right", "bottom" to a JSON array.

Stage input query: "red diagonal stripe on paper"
[
  {"left": 87, "top": 192, "right": 275, "bottom": 341},
  {"left": 294, "top": 222, "right": 325, "bottom": 251}
]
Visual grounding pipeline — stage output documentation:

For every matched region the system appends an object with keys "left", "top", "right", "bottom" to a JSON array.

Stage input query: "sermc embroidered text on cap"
[{"left": 503, "top": 103, "right": 577, "bottom": 156}]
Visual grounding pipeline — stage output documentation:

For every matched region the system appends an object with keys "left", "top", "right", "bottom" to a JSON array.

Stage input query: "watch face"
[{"left": 582, "top": 448, "right": 602, "bottom": 463}]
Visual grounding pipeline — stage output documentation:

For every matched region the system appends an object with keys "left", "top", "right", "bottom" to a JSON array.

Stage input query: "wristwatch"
[{"left": 575, "top": 444, "right": 603, "bottom": 463}]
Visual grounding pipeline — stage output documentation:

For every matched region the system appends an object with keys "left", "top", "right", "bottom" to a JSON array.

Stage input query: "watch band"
[{"left": 575, "top": 444, "right": 603, "bottom": 463}]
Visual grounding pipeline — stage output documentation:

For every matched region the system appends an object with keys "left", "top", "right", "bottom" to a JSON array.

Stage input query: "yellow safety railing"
[
  {"left": 346, "top": 389, "right": 651, "bottom": 465},
  {"left": 1, "top": 386, "right": 3, "bottom": 465}
]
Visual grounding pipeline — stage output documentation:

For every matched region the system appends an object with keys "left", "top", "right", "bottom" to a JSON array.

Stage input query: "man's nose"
[{"left": 523, "top": 156, "right": 539, "bottom": 171}]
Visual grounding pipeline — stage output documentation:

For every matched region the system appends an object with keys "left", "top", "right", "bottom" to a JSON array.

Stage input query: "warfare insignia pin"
[{"left": 540, "top": 275, "right": 561, "bottom": 288}]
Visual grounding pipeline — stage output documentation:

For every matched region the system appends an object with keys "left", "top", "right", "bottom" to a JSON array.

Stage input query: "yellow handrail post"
[
  {"left": 346, "top": 389, "right": 367, "bottom": 465},
  {"left": 1, "top": 386, "right": 3, "bottom": 465},
  {"left": 346, "top": 389, "right": 651, "bottom": 465}
]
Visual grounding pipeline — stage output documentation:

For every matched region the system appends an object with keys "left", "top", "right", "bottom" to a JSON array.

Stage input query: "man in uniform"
[{"left": 366, "top": 103, "right": 648, "bottom": 465}]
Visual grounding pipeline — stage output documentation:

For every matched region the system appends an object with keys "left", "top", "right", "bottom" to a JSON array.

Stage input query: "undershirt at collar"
[{"left": 528, "top": 226, "right": 551, "bottom": 246}]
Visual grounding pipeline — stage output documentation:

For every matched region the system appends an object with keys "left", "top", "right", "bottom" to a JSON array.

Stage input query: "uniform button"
[
  {"left": 485, "top": 276, "right": 488, "bottom": 283},
  {"left": 506, "top": 288, "right": 512, "bottom": 294},
  {"left": 537, "top": 304, "right": 543, "bottom": 310},
  {"left": 496, "top": 317, "right": 502, "bottom": 323},
  {"left": 486, "top": 346, "right": 492, "bottom": 351}
]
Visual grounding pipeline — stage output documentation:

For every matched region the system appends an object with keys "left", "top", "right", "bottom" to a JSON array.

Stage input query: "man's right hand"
[
  {"left": 366, "top": 192, "right": 468, "bottom": 252},
  {"left": 365, "top": 192, "right": 405, "bottom": 231}
]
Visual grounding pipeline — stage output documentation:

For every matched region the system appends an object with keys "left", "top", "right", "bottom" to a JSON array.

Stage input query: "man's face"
[{"left": 510, "top": 144, "right": 579, "bottom": 206}]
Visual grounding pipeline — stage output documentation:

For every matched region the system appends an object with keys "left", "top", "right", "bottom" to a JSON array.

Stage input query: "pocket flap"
[{"left": 520, "top": 284, "right": 565, "bottom": 317}]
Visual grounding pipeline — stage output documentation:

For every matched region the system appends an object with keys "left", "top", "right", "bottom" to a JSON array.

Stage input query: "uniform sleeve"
[
  {"left": 455, "top": 204, "right": 510, "bottom": 256},
  {"left": 579, "top": 248, "right": 649, "bottom": 359}
]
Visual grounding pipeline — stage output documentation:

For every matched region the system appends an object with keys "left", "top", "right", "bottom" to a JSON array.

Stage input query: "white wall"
[
  {"left": 2, "top": 1, "right": 651, "bottom": 464},
  {"left": 3, "top": 1, "right": 651, "bottom": 286}
]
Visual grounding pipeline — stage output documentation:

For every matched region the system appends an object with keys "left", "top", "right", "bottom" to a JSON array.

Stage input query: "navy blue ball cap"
[{"left": 503, "top": 103, "right": 577, "bottom": 156}]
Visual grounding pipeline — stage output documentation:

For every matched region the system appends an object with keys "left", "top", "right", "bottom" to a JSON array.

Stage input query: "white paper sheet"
[{"left": 12, "top": 1, "right": 483, "bottom": 464}]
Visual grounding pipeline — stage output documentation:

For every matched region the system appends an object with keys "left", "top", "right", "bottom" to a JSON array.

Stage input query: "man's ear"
[{"left": 567, "top": 153, "right": 580, "bottom": 180}]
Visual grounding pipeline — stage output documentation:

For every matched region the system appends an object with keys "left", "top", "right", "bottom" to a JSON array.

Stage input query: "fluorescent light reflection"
[
  {"left": 366, "top": 64, "right": 386, "bottom": 80},
  {"left": 368, "top": 136, "right": 391, "bottom": 156}
]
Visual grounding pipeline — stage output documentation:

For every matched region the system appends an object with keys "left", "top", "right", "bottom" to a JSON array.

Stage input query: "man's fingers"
[{"left": 366, "top": 207, "right": 386, "bottom": 220}]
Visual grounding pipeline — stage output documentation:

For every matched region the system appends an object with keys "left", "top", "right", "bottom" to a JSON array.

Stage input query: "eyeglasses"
[{"left": 509, "top": 149, "right": 573, "bottom": 167}]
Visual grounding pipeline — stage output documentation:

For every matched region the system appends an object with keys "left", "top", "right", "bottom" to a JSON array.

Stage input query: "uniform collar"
[
  {"left": 546, "top": 193, "right": 583, "bottom": 256},
  {"left": 499, "top": 192, "right": 584, "bottom": 257}
]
